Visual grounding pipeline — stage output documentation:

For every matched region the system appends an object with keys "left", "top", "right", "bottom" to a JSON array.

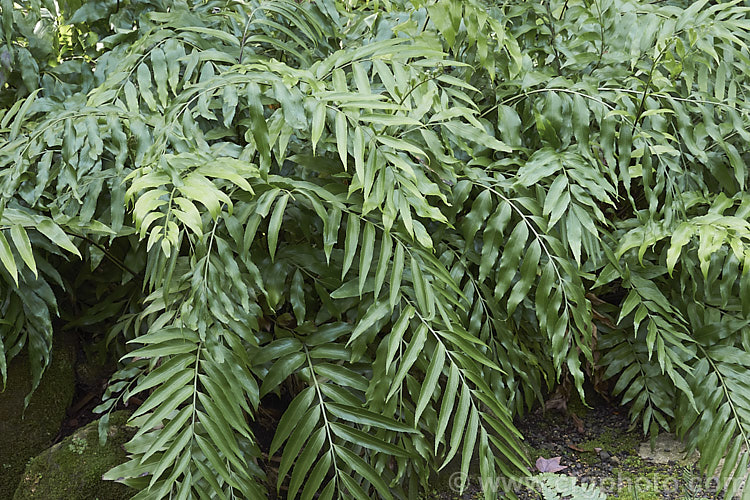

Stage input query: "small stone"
[{"left": 599, "top": 451, "right": 611, "bottom": 461}]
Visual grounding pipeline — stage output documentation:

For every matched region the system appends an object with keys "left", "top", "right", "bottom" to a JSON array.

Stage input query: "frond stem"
[
  {"left": 302, "top": 344, "right": 341, "bottom": 484},
  {"left": 63, "top": 229, "right": 140, "bottom": 277}
]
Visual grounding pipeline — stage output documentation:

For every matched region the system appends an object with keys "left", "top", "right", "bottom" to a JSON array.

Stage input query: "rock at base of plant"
[
  {"left": 637, "top": 433, "right": 699, "bottom": 465},
  {"left": 13, "top": 410, "right": 135, "bottom": 500},
  {"left": 0, "top": 334, "right": 76, "bottom": 499}
]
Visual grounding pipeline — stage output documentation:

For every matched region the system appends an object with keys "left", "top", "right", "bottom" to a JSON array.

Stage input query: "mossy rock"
[
  {"left": 637, "top": 433, "right": 699, "bottom": 466},
  {"left": 13, "top": 410, "right": 135, "bottom": 500},
  {"left": 0, "top": 334, "right": 76, "bottom": 499}
]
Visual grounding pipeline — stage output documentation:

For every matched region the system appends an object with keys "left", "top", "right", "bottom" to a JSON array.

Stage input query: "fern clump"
[
  {"left": 525, "top": 473, "right": 608, "bottom": 500},
  {"left": 1, "top": 0, "right": 750, "bottom": 498}
]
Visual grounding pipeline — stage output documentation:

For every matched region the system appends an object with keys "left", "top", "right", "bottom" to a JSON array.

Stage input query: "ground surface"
[{"left": 431, "top": 393, "right": 722, "bottom": 500}]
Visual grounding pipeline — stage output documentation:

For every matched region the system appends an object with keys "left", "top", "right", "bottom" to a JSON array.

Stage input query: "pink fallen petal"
[{"left": 535, "top": 456, "right": 568, "bottom": 473}]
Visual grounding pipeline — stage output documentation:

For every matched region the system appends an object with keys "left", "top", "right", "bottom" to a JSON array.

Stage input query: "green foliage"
[
  {"left": 68, "top": 436, "right": 88, "bottom": 455},
  {"left": 525, "top": 473, "right": 607, "bottom": 500},
  {"left": 1, "top": 0, "right": 750, "bottom": 498}
]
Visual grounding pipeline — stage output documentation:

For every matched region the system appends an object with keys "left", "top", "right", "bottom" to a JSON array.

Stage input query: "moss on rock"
[
  {"left": 0, "top": 334, "right": 76, "bottom": 499},
  {"left": 13, "top": 410, "right": 135, "bottom": 500}
]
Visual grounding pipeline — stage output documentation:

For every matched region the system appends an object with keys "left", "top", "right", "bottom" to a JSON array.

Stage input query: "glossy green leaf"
[
  {"left": 385, "top": 305, "right": 415, "bottom": 372},
  {"left": 278, "top": 406, "right": 322, "bottom": 486},
  {"left": 326, "top": 403, "right": 416, "bottom": 433},
  {"left": 349, "top": 300, "right": 390, "bottom": 345},
  {"left": 0, "top": 231, "right": 18, "bottom": 285},
  {"left": 359, "top": 223, "right": 375, "bottom": 296},
  {"left": 386, "top": 323, "right": 427, "bottom": 401},
  {"left": 268, "top": 193, "right": 289, "bottom": 261},
  {"left": 259, "top": 352, "right": 305, "bottom": 397},
  {"left": 336, "top": 111, "right": 348, "bottom": 169},
  {"left": 330, "top": 422, "right": 411, "bottom": 457},
  {"left": 37, "top": 220, "right": 81, "bottom": 257},
  {"left": 335, "top": 445, "right": 394, "bottom": 500},
  {"left": 342, "top": 212, "right": 360, "bottom": 279},
  {"left": 390, "top": 243, "right": 405, "bottom": 309},
  {"left": 415, "top": 342, "right": 445, "bottom": 424},
  {"left": 494, "top": 221, "right": 528, "bottom": 299},
  {"left": 288, "top": 427, "right": 326, "bottom": 498}
]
